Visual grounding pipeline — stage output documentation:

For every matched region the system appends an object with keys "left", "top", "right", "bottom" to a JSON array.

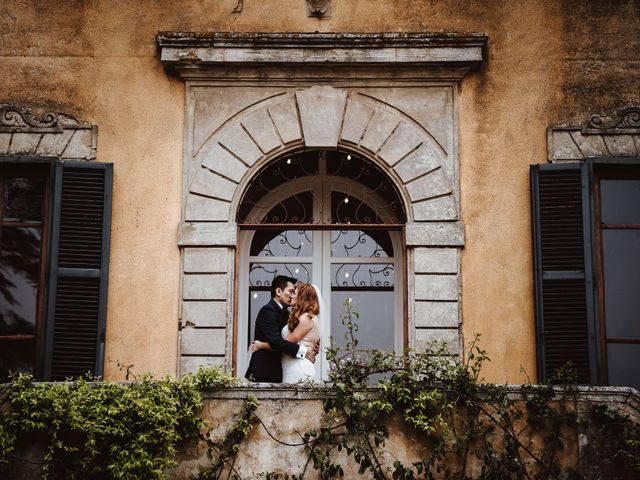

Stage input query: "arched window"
[{"left": 237, "top": 150, "right": 406, "bottom": 378}]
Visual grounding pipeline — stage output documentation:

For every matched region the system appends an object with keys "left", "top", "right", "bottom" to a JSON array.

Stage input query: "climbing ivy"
[{"left": 0, "top": 367, "right": 237, "bottom": 479}]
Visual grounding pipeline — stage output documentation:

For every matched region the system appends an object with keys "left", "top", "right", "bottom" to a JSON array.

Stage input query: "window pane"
[
  {"left": 262, "top": 192, "right": 314, "bottom": 224},
  {"left": 601, "top": 179, "right": 640, "bottom": 224},
  {"left": 237, "top": 152, "right": 318, "bottom": 223},
  {"left": 602, "top": 229, "right": 640, "bottom": 339},
  {"left": 330, "top": 291, "right": 395, "bottom": 351},
  {"left": 0, "top": 227, "right": 41, "bottom": 335},
  {"left": 2, "top": 177, "right": 44, "bottom": 222},
  {"left": 331, "top": 191, "right": 382, "bottom": 224},
  {"left": 332, "top": 263, "right": 394, "bottom": 288},
  {"left": 330, "top": 263, "right": 395, "bottom": 352},
  {"left": 249, "top": 263, "right": 311, "bottom": 287},
  {"left": 251, "top": 230, "right": 312, "bottom": 257},
  {"left": 248, "top": 290, "right": 272, "bottom": 348},
  {"left": 0, "top": 339, "right": 35, "bottom": 381},
  {"left": 331, "top": 230, "right": 392, "bottom": 258},
  {"left": 326, "top": 151, "right": 406, "bottom": 223},
  {"left": 607, "top": 343, "right": 640, "bottom": 389}
]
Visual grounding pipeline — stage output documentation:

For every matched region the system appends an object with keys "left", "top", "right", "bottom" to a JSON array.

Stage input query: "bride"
[{"left": 251, "top": 283, "right": 322, "bottom": 383}]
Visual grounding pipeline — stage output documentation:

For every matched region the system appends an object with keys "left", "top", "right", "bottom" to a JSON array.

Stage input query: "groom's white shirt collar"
[{"left": 273, "top": 299, "right": 285, "bottom": 310}]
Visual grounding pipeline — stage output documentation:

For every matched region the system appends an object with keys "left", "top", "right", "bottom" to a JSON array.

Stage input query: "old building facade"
[{"left": 1, "top": 0, "right": 639, "bottom": 387}]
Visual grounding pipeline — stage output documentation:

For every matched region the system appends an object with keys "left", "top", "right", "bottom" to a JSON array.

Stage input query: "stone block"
[
  {"left": 413, "top": 248, "right": 458, "bottom": 274},
  {"left": 377, "top": 121, "right": 423, "bottom": 166},
  {"left": 181, "top": 327, "right": 226, "bottom": 355},
  {"left": 183, "top": 248, "right": 229, "bottom": 273},
  {"left": 268, "top": 100, "right": 302, "bottom": 144},
  {"left": 405, "top": 222, "right": 465, "bottom": 246},
  {"left": 8, "top": 132, "right": 40, "bottom": 154},
  {"left": 570, "top": 131, "right": 608, "bottom": 158},
  {"left": 37, "top": 130, "right": 74, "bottom": 156},
  {"left": 393, "top": 143, "right": 441, "bottom": 183},
  {"left": 340, "top": 100, "right": 373, "bottom": 144},
  {"left": 406, "top": 167, "right": 452, "bottom": 201},
  {"left": 360, "top": 108, "right": 399, "bottom": 153},
  {"left": 190, "top": 88, "right": 282, "bottom": 156},
  {"left": 201, "top": 143, "right": 248, "bottom": 183},
  {"left": 414, "top": 328, "right": 460, "bottom": 355},
  {"left": 412, "top": 195, "right": 458, "bottom": 221},
  {"left": 296, "top": 86, "right": 347, "bottom": 147},
  {"left": 603, "top": 135, "right": 638, "bottom": 156},
  {"left": 61, "top": 129, "right": 94, "bottom": 159},
  {"left": 414, "top": 301, "right": 459, "bottom": 328},
  {"left": 182, "top": 301, "right": 228, "bottom": 327},
  {"left": 178, "top": 222, "right": 238, "bottom": 246},
  {"left": 218, "top": 123, "right": 263, "bottom": 166},
  {"left": 183, "top": 273, "right": 228, "bottom": 300},
  {"left": 180, "top": 355, "right": 226, "bottom": 375},
  {"left": 414, "top": 274, "right": 459, "bottom": 301},
  {"left": 0, "top": 133, "right": 10, "bottom": 153},
  {"left": 241, "top": 108, "right": 282, "bottom": 154},
  {"left": 190, "top": 167, "right": 238, "bottom": 201},
  {"left": 548, "top": 129, "right": 584, "bottom": 161},
  {"left": 185, "top": 195, "right": 230, "bottom": 221}
]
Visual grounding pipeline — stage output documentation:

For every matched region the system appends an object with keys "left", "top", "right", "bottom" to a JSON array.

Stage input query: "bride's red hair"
[{"left": 288, "top": 283, "right": 319, "bottom": 332}]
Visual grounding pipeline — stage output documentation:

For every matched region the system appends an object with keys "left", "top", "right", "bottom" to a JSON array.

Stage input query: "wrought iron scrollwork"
[
  {"left": 331, "top": 230, "right": 391, "bottom": 258},
  {"left": 332, "top": 263, "right": 394, "bottom": 288},
  {"left": 237, "top": 150, "right": 406, "bottom": 225},
  {"left": 249, "top": 262, "right": 311, "bottom": 287},
  {"left": 252, "top": 230, "right": 312, "bottom": 257}
]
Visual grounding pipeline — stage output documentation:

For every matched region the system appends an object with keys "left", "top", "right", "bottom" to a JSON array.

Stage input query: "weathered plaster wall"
[{"left": 1, "top": 1, "right": 638, "bottom": 382}]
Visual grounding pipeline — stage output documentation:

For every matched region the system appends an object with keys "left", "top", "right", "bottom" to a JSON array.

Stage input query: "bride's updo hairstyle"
[{"left": 288, "top": 283, "right": 320, "bottom": 332}]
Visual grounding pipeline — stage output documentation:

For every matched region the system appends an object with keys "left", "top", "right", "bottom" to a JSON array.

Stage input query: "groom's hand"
[
  {"left": 305, "top": 348, "right": 316, "bottom": 363},
  {"left": 304, "top": 340, "right": 320, "bottom": 363}
]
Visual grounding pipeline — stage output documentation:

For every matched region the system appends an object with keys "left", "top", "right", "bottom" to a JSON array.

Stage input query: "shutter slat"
[
  {"left": 57, "top": 168, "right": 106, "bottom": 269},
  {"left": 50, "top": 278, "right": 101, "bottom": 380}
]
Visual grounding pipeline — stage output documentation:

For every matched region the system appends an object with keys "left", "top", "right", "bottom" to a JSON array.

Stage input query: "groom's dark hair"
[{"left": 271, "top": 275, "right": 297, "bottom": 298}]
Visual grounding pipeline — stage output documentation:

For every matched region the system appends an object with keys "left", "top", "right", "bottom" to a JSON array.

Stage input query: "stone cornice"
[{"left": 157, "top": 32, "right": 487, "bottom": 78}]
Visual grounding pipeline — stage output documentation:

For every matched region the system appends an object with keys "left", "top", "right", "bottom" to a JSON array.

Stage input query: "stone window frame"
[{"left": 156, "top": 32, "right": 488, "bottom": 375}]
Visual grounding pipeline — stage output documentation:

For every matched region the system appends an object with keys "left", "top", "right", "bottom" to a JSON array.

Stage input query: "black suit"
[{"left": 245, "top": 298, "right": 300, "bottom": 382}]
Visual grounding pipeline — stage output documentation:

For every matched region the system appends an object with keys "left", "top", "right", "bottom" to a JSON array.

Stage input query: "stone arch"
[
  {"left": 178, "top": 85, "right": 466, "bottom": 374},
  {"left": 184, "top": 85, "right": 457, "bottom": 224}
]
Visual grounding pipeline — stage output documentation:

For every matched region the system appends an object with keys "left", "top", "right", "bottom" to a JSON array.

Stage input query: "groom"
[{"left": 245, "top": 275, "right": 316, "bottom": 382}]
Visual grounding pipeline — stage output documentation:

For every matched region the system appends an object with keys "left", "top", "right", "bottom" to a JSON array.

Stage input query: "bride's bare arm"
[{"left": 285, "top": 313, "right": 314, "bottom": 343}]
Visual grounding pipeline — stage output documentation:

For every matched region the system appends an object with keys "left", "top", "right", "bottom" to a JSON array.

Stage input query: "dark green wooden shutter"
[
  {"left": 531, "top": 163, "right": 597, "bottom": 384},
  {"left": 43, "top": 162, "right": 113, "bottom": 380}
]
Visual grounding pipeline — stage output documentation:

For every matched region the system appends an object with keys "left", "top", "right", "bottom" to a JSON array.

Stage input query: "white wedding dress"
[{"left": 280, "top": 316, "right": 319, "bottom": 383}]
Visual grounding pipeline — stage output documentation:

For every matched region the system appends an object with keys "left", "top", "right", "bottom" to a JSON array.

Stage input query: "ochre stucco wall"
[{"left": 1, "top": 1, "right": 638, "bottom": 382}]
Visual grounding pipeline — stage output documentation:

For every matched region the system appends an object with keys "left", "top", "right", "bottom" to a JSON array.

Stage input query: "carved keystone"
[
  {"left": 296, "top": 86, "right": 347, "bottom": 147},
  {"left": 306, "top": 0, "right": 331, "bottom": 17}
]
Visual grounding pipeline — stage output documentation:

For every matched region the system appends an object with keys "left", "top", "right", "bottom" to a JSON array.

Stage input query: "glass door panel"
[{"left": 330, "top": 262, "right": 395, "bottom": 352}]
